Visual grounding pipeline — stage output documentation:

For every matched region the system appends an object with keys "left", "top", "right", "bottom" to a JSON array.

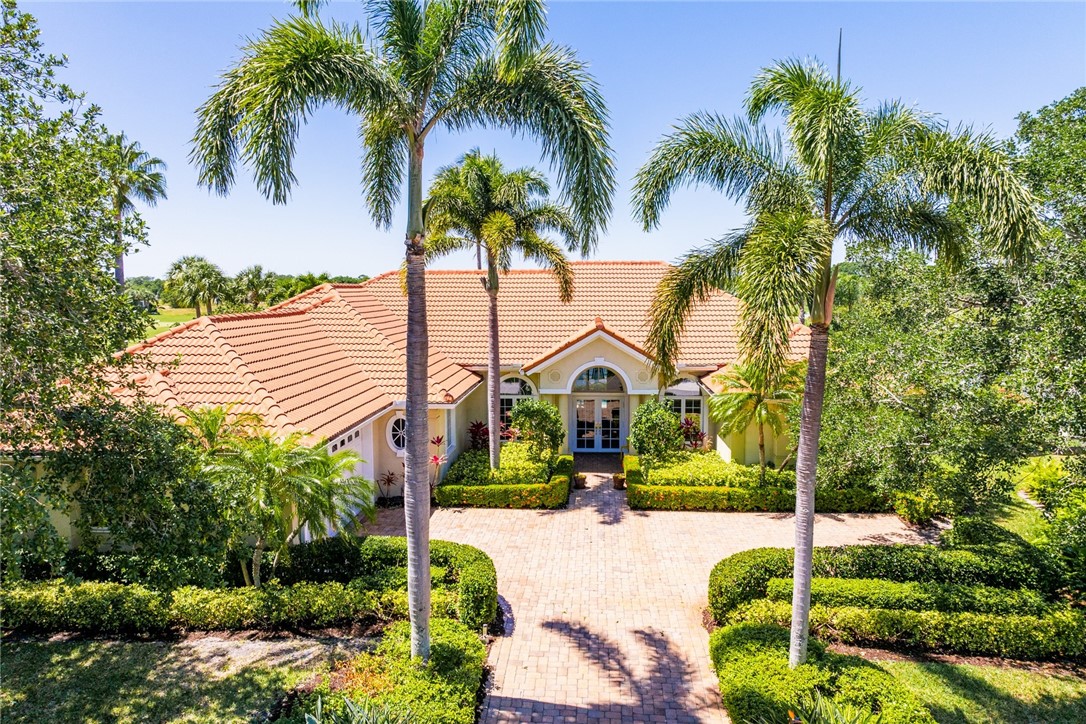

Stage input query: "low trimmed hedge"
[
  {"left": 709, "top": 543, "right": 1062, "bottom": 622},
  {"left": 731, "top": 599, "right": 1086, "bottom": 660},
  {"left": 765, "top": 577, "right": 1052, "bottom": 616},
  {"left": 644, "top": 450, "right": 797, "bottom": 487},
  {"left": 435, "top": 454, "right": 572, "bottom": 510},
  {"left": 625, "top": 456, "right": 890, "bottom": 513},
  {"left": 442, "top": 442, "right": 552, "bottom": 486},
  {"left": 709, "top": 623, "right": 935, "bottom": 724},
  {"left": 285, "top": 617, "right": 487, "bottom": 724},
  {"left": 2, "top": 536, "right": 499, "bottom": 634}
]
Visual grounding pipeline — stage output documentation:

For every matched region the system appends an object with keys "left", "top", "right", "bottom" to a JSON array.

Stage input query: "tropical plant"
[
  {"left": 425, "top": 150, "right": 577, "bottom": 468},
  {"left": 627, "top": 400, "right": 684, "bottom": 466},
  {"left": 305, "top": 696, "right": 410, "bottom": 724},
  {"left": 234, "top": 264, "right": 277, "bottom": 307},
  {"left": 710, "top": 361, "right": 805, "bottom": 483},
  {"left": 107, "top": 133, "right": 167, "bottom": 286},
  {"left": 633, "top": 58, "right": 1040, "bottom": 665},
  {"left": 163, "top": 255, "right": 228, "bottom": 316},
  {"left": 206, "top": 431, "right": 375, "bottom": 587},
  {"left": 190, "top": 0, "right": 613, "bottom": 659},
  {"left": 508, "top": 398, "right": 565, "bottom": 460},
  {"left": 178, "top": 403, "right": 262, "bottom": 453}
]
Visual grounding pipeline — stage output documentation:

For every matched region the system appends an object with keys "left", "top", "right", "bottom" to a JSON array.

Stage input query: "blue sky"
[{"left": 28, "top": 1, "right": 1086, "bottom": 278}]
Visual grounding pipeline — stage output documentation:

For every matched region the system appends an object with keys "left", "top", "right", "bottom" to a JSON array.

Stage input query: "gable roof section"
[
  {"left": 522, "top": 317, "right": 652, "bottom": 373},
  {"left": 361, "top": 261, "right": 810, "bottom": 369},
  {"left": 117, "top": 290, "right": 480, "bottom": 439}
]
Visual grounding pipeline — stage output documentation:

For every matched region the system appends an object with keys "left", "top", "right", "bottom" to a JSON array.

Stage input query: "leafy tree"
[
  {"left": 163, "top": 255, "right": 228, "bottom": 315},
  {"left": 424, "top": 150, "right": 577, "bottom": 468},
  {"left": 107, "top": 133, "right": 167, "bottom": 286},
  {"left": 234, "top": 264, "right": 277, "bottom": 307},
  {"left": 633, "top": 59, "right": 1039, "bottom": 665},
  {"left": 0, "top": 0, "right": 150, "bottom": 575},
  {"left": 206, "top": 430, "right": 375, "bottom": 587},
  {"left": 628, "top": 400, "right": 683, "bottom": 467},
  {"left": 508, "top": 398, "right": 565, "bottom": 460},
  {"left": 710, "top": 361, "right": 805, "bottom": 483},
  {"left": 190, "top": 0, "right": 613, "bottom": 658}
]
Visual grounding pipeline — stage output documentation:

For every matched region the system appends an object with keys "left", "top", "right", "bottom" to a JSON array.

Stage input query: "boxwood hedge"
[
  {"left": 1, "top": 536, "right": 498, "bottom": 634},
  {"left": 435, "top": 454, "right": 572, "bottom": 510},
  {"left": 625, "top": 456, "right": 889, "bottom": 513},
  {"left": 765, "top": 577, "right": 1052, "bottom": 616},
  {"left": 709, "top": 623, "right": 935, "bottom": 724},
  {"left": 709, "top": 542, "right": 1063, "bottom": 623},
  {"left": 731, "top": 599, "right": 1086, "bottom": 659}
]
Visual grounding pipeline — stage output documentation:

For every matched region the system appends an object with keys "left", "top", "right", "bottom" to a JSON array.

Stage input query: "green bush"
[
  {"left": 63, "top": 547, "right": 227, "bottom": 591},
  {"left": 731, "top": 599, "right": 1086, "bottom": 660},
  {"left": 436, "top": 455, "right": 571, "bottom": 511},
  {"left": 709, "top": 543, "right": 1062, "bottom": 623},
  {"left": 765, "top": 577, "right": 1051, "bottom": 616},
  {"left": 646, "top": 450, "right": 796, "bottom": 488},
  {"left": 442, "top": 442, "right": 551, "bottom": 487},
  {"left": 892, "top": 491, "right": 945, "bottom": 525},
  {"left": 627, "top": 400, "right": 683, "bottom": 462},
  {"left": 509, "top": 398, "right": 565, "bottom": 457},
  {"left": 287, "top": 618, "right": 486, "bottom": 724},
  {"left": 0, "top": 579, "right": 168, "bottom": 634},
  {"left": 940, "top": 518, "right": 1067, "bottom": 594},
  {"left": 709, "top": 623, "right": 934, "bottom": 724}
]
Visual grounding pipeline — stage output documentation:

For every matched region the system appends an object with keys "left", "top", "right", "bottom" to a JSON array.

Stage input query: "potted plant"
[
  {"left": 613, "top": 472, "right": 626, "bottom": 490},
  {"left": 573, "top": 472, "right": 588, "bottom": 489}
]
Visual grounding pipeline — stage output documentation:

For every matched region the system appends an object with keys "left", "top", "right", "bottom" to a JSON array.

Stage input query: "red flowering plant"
[
  {"left": 680, "top": 417, "right": 707, "bottom": 450},
  {"left": 429, "top": 435, "right": 448, "bottom": 495},
  {"left": 468, "top": 420, "right": 488, "bottom": 450}
]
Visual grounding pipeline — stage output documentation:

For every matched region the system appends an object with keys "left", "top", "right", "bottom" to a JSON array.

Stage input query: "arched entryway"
[{"left": 569, "top": 365, "right": 626, "bottom": 452}]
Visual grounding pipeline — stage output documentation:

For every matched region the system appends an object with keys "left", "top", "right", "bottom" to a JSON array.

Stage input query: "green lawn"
[
  {"left": 989, "top": 485, "right": 1050, "bottom": 545},
  {"left": 152, "top": 306, "right": 197, "bottom": 330},
  {"left": 885, "top": 660, "right": 1086, "bottom": 723},
  {"left": 0, "top": 639, "right": 325, "bottom": 723}
]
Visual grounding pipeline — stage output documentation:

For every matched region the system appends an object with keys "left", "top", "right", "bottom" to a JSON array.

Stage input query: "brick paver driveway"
[{"left": 366, "top": 456, "right": 931, "bottom": 723}]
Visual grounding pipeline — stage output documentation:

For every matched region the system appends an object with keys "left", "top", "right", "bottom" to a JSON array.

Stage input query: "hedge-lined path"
[{"left": 363, "top": 470, "right": 931, "bottom": 723}]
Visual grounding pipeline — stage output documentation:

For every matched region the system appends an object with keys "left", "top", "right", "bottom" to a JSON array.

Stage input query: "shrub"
[
  {"left": 627, "top": 400, "right": 683, "bottom": 462},
  {"left": 509, "top": 399, "right": 565, "bottom": 457},
  {"left": 436, "top": 455, "right": 572, "bottom": 512},
  {"left": 708, "top": 543, "right": 1062, "bottom": 623},
  {"left": 0, "top": 579, "right": 168, "bottom": 634},
  {"left": 289, "top": 618, "right": 486, "bottom": 724},
  {"left": 442, "top": 443, "right": 551, "bottom": 487},
  {"left": 709, "top": 623, "right": 934, "bottom": 724},
  {"left": 892, "top": 491, "right": 945, "bottom": 525},
  {"left": 63, "top": 547, "right": 227, "bottom": 591},
  {"left": 764, "top": 577, "right": 1051, "bottom": 616},
  {"left": 940, "top": 518, "right": 1067, "bottom": 594},
  {"left": 731, "top": 599, "right": 1086, "bottom": 659},
  {"left": 646, "top": 451, "right": 796, "bottom": 488}
]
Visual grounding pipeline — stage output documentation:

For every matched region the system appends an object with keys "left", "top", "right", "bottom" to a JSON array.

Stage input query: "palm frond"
[
  {"left": 359, "top": 113, "right": 407, "bottom": 228},
  {"left": 517, "top": 230, "right": 574, "bottom": 302},
  {"left": 645, "top": 231, "right": 748, "bottom": 380},
  {"left": 495, "top": 0, "right": 547, "bottom": 77}
]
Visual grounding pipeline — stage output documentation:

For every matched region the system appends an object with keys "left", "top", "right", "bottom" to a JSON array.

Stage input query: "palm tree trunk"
[
  {"left": 114, "top": 205, "right": 125, "bottom": 287},
  {"left": 206, "top": 296, "right": 214, "bottom": 315},
  {"left": 486, "top": 256, "right": 501, "bottom": 470},
  {"left": 788, "top": 323, "right": 829, "bottom": 667},
  {"left": 758, "top": 422, "right": 767, "bottom": 484},
  {"left": 194, "top": 300, "right": 202, "bottom": 317},
  {"left": 403, "top": 140, "right": 432, "bottom": 661},
  {"left": 251, "top": 539, "right": 265, "bottom": 588}
]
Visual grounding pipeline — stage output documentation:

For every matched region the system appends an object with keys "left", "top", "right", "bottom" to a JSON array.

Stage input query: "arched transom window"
[
  {"left": 572, "top": 366, "right": 624, "bottom": 393},
  {"left": 499, "top": 376, "right": 536, "bottom": 426},
  {"left": 664, "top": 377, "right": 704, "bottom": 429}
]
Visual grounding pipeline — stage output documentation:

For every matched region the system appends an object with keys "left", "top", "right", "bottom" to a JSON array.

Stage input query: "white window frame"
[
  {"left": 386, "top": 414, "right": 407, "bottom": 457},
  {"left": 662, "top": 377, "right": 707, "bottom": 433},
  {"left": 499, "top": 375, "right": 538, "bottom": 426}
]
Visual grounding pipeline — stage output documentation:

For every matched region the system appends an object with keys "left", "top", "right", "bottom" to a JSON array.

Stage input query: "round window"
[{"left": 388, "top": 416, "right": 407, "bottom": 452}]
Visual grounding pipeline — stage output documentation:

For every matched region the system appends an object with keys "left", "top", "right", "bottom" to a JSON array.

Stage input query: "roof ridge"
[
  {"left": 361, "top": 260, "right": 670, "bottom": 282},
  {"left": 264, "top": 283, "right": 334, "bottom": 313},
  {"left": 119, "top": 316, "right": 204, "bottom": 357},
  {"left": 200, "top": 318, "right": 298, "bottom": 434}
]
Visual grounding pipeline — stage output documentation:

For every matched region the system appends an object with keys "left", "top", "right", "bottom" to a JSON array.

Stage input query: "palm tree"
[
  {"left": 164, "top": 256, "right": 228, "bottom": 316},
  {"left": 425, "top": 150, "right": 577, "bottom": 469},
  {"left": 235, "top": 265, "right": 276, "bottom": 307},
  {"left": 709, "top": 361, "right": 805, "bottom": 483},
  {"left": 190, "top": 0, "right": 614, "bottom": 659},
  {"left": 633, "top": 59, "right": 1040, "bottom": 666},
  {"left": 178, "top": 403, "right": 263, "bottom": 453},
  {"left": 206, "top": 430, "right": 375, "bottom": 587},
  {"left": 108, "top": 134, "right": 167, "bottom": 286}
]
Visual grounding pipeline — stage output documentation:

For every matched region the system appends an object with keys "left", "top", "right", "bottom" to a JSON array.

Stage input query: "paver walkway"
[{"left": 365, "top": 457, "right": 931, "bottom": 723}]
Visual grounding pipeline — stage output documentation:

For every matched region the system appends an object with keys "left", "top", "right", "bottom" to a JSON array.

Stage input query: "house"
[{"left": 117, "top": 261, "right": 809, "bottom": 495}]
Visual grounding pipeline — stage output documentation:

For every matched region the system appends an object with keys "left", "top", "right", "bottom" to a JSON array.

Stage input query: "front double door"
[{"left": 573, "top": 396, "right": 623, "bottom": 452}]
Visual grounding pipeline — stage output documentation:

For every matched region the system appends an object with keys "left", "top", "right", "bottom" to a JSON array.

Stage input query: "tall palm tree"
[
  {"left": 108, "top": 134, "right": 167, "bottom": 286},
  {"left": 164, "top": 256, "right": 228, "bottom": 316},
  {"left": 235, "top": 265, "right": 276, "bottom": 307},
  {"left": 205, "top": 431, "right": 375, "bottom": 587},
  {"left": 633, "top": 59, "right": 1040, "bottom": 666},
  {"left": 425, "top": 150, "right": 577, "bottom": 469},
  {"left": 190, "top": 0, "right": 613, "bottom": 659},
  {"left": 709, "top": 361, "right": 805, "bottom": 483}
]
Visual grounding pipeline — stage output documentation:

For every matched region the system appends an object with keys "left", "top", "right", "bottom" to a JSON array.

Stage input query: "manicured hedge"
[
  {"left": 442, "top": 442, "right": 552, "bottom": 486},
  {"left": 709, "top": 623, "right": 935, "bottom": 724},
  {"left": 731, "top": 599, "right": 1086, "bottom": 660},
  {"left": 625, "top": 456, "right": 890, "bottom": 513},
  {"left": 287, "top": 617, "right": 487, "bottom": 724},
  {"left": 709, "top": 544, "right": 1062, "bottom": 622},
  {"left": 435, "top": 454, "right": 572, "bottom": 510},
  {"left": 765, "top": 577, "right": 1052, "bottom": 616},
  {"left": 644, "top": 450, "right": 797, "bottom": 487},
  {"left": 2, "top": 536, "right": 499, "bottom": 634}
]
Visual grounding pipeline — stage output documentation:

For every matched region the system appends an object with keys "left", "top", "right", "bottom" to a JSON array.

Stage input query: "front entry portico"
[{"left": 572, "top": 396, "right": 624, "bottom": 452}]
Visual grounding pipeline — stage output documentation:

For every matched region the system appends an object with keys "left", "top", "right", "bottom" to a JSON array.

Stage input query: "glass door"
[
  {"left": 575, "top": 398, "right": 597, "bottom": 450},
  {"left": 600, "top": 398, "right": 622, "bottom": 450}
]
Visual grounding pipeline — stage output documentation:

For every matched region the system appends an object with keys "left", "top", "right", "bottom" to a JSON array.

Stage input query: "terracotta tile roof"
[
  {"left": 522, "top": 317, "right": 651, "bottom": 372},
  {"left": 361, "top": 261, "right": 810, "bottom": 369}
]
